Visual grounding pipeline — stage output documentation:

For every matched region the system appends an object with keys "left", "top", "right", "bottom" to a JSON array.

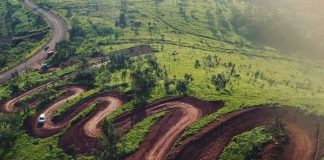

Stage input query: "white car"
[{"left": 38, "top": 114, "right": 45, "bottom": 124}]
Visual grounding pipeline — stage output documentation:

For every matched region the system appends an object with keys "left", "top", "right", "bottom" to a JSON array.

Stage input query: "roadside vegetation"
[
  {"left": 0, "top": 0, "right": 49, "bottom": 72},
  {"left": 219, "top": 126, "right": 272, "bottom": 160}
]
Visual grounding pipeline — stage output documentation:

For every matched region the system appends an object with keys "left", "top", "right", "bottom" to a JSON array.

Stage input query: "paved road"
[{"left": 0, "top": 0, "right": 67, "bottom": 83}]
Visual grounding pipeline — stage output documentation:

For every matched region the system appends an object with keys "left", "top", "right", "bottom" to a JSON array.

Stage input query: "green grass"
[
  {"left": 0, "top": 66, "right": 75, "bottom": 101},
  {"left": 116, "top": 111, "right": 167, "bottom": 156},
  {"left": 3, "top": 134, "right": 69, "bottom": 160},
  {"left": 219, "top": 126, "right": 272, "bottom": 160},
  {"left": 52, "top": 89, "right": 99, "bottom": 118}
]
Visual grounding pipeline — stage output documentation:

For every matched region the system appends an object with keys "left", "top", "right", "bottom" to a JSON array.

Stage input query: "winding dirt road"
[
  {"left": 0, "top": 0, "right": 67, "bottom": 83},
  {"left": 3, "top": 82, "right": 323, "bottom": 160},
  {"left": 58, "top": 97, "right": 223, "bottom": 156},
  {"left": 1, "top": 82, "right": 52, "bottom": 113},
  {"left": 168, "top": 106, "right": 324, "bottom": 160},
  {"left": 32, "top": 85, "right": 86, "bottom": 137},
  {"left": 111, "top": 97, "right": 224, "bottom": 159},
  {"left": 58, "top": 93, "right": 128, "bottom": 153}
]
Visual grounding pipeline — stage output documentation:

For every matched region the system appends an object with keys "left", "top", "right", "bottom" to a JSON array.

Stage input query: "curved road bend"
[{"left": 0, "top": 0, "right": 67, "bottom": 83}]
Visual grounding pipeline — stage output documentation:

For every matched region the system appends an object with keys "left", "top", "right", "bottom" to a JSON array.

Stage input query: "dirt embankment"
[
  {"left": 168, "top": 106, "right": 324, "bottom": 160},
  {"left": 112, "top": 97, "right": 224, "bottom": 160}
]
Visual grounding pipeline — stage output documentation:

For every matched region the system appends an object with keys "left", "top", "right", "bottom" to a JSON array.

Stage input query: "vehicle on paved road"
[
  {"left": 47, "top": 51, "right": 54, "bottom": 58},
  {"left": 44, "top": 45, "right": 49, "bottom": 51}
]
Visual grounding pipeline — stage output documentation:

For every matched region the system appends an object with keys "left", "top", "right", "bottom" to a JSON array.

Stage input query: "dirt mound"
[{"left": 168, "top": 106, "right": 324, "bottom": 160}]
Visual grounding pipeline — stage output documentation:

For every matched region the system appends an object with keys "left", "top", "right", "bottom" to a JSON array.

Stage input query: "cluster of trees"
[
  {"left": 204, "top": 55, "right": 221, "bottom": 68},
  {"left": 73, "top": 56, "right": 95, "bottom": 87},
  {"left": 92, "top": 23, "right": 122, "bottom": 40},
  {"left": 70, "top": 18, "right": 86, "bottom": 39},
  {"left": 48, "top": 40, "right": 76, "bottom": 67},
  {"left": 108, "top": 52, "right": 131, "bottom": 72},
  {"left": 0, "top": 111, "right": 28, "bottom": 157},
  {"left": 164, "top": 73, "right": 193, "bottom": 96},
  {"left": 130, "top": 68, "right": 158, "bottom": 102},
  {"left": 211, "top": 73, "right": 229, "bottom": 91},
  {"left": 94, "top": 120, "right": 120, "bottom": 160}
]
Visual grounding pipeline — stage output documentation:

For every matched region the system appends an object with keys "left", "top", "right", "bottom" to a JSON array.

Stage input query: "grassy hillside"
[
  {"left": 0, "top": 0, "right": 49, "bottom": 72},
  {"left": 33, "top": 0, "right": 324, "bottom": 113},
  {"left": 1, "top": 0, "right": 324, "bottom": 159}
]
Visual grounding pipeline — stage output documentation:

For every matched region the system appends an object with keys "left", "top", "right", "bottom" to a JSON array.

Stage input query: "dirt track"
[
  {"left": 31, "top": 85, "right": 85, "bottom": 137},
  {"left": 58, "top": 93, "right": 128, "bottom": 154},
  {"left": 111, "top": 97, "right": 224, "bottom": 160},
  {"left": 57, "top": 97, "right": 223, "bottom": 156},
  {"left": 168, "top": 106, "right": 324, "bottom": 160},
  {"left": 2, "top": 82, "right": 323, "bottom": 159},
  {"left": 1, "top": 82, "right": 52, "bottom": 113}
]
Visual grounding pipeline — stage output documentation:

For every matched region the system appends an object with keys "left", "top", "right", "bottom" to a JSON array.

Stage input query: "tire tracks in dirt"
[
  {"left": 168, "top": 106, "right": 324, "bottom": 160},
  {"left": 113, "top": 97, "right": 224, "bottom": 160}
]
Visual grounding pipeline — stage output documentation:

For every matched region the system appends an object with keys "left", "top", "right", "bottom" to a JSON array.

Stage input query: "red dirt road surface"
[
  {"left": 169, "top": 106, "right": 324, "bottom": 160},
  {"left": 59, "top": 93, "right": 128, "bottom": 154},
  {"left": 113, "top": 97, "right": 224, "bottom": 160},
  {"left": 31, "top": 85, "right": 85, "bottom": 137},
  {"left": 1, "top": 82, "right": 52, "bottom": 113}
]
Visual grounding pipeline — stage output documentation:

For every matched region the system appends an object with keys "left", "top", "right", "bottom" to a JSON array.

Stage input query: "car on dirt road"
[{"left": 38, "top": 114, "right": 45, "bottom": 124}]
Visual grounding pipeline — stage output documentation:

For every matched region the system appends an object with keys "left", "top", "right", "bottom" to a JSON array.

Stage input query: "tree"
[
  {"left": 176, "top": 80, "right": 188, "bottom": 95},
  {"left": 121, "top": 70, "right": 127, "bottom": 81},
  {"left": 95, "top": 120, "right": 119, "bottom": 160},
  {"left": 267, "top": 119, "right": 288, "bottom": 144},
  {"left": 211, "top": 73, "right": 229, "bottom": 91},
  {"left": 70, "top": 18, "right": 85, "bottom": 38},
  {"left": 195, "top": 60, "right": 201, "bottom": 68},
  {"left": 118, "top": 13, "right": 126, "bottom": 28},
  {"left": 48, "top": 40, "right": 76, "bottom": 67},
  {"left": 66, "top": 8, "right": 73, "bottom": 18},
  {"left": 9, "top": 82, "right": 19, "bottom": 96},
  {"left": 34, "top": 15, "right": 46, "bottom": 27},
  {"left": 184, "top": 73, "right": 193, "bottom": 82},
  {"left": 130, "top": 68, "right": 157, "bottom": 101}
]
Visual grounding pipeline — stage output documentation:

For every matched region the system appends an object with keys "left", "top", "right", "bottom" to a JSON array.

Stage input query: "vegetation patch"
[
  {"left": 116, "top": 111, "right": 167, "bottom": 156},
  {"left": 219, "top": 126, "right": 272, "bottom": 160},
  {"left": 52, "top": 89, "right": 99, "bottom": 119}
]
